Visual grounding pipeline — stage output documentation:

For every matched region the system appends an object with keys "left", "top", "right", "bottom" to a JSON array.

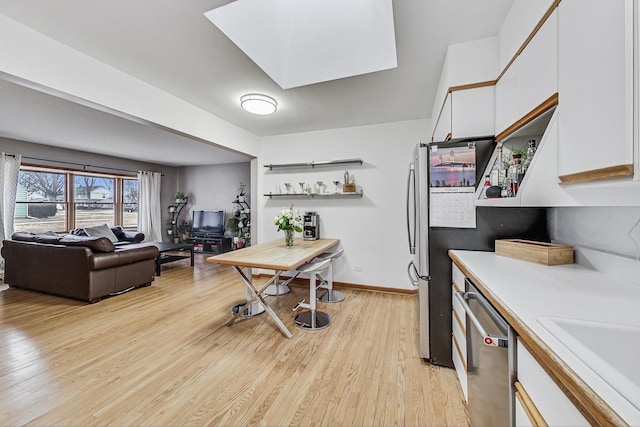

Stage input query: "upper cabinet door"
[
  {"left": 558, "top": 0, "right": 634, "bottom": 183},
  {"left": 451, "top": 85, "right": 495, "bottom": 139},
  {"left": 495, "top": 9, "right": 558, "bottom": 141}
]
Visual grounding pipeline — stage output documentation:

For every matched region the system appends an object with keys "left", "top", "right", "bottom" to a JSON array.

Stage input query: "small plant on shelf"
[
  {"left": 237, "top": 182, "right": 246, "bottom": 202},
  {"left": 175, "top": 192, "right": 186, "bottom": 203}
]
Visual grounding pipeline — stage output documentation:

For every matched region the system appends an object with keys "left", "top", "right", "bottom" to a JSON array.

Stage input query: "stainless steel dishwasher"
[{"left": 455, "top": 278, "right": 514, "bottom": 427}]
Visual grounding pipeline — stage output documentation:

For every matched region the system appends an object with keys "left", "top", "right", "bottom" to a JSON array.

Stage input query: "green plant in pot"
[
  {"left": 227, "top": 216, "right": 240, "bottom": 236},
  {"left": 175, "top": 191, "right": 186, "bottom": 203},
  {"left": 178, "top": 220, "right": 191, "bottom": 242}
]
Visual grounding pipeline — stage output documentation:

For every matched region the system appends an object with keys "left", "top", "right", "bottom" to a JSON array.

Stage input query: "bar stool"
[
  {"left": 314, "top": 248, "right": 345, "bottom": 303},
  {"left": 292, "top": 258, "right": 332, "bottom": 330}
]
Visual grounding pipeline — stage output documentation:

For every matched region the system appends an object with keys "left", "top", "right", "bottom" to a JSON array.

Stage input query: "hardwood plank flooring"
[{"left": 0, "top": 254, "right": 468, "bottom": 426}]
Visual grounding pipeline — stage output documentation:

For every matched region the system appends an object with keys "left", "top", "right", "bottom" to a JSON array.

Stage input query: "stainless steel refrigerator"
[{"left": 407, "top": 137, "right": 548, "bottom": 367}]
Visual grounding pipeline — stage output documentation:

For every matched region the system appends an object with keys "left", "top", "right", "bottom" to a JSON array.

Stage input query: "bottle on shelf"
[
  {"left": 509, "top": 153, "right": 522, "bottom": 196},
  {"left": 521, "top": 139, "right": 537, "bottom": 174}
]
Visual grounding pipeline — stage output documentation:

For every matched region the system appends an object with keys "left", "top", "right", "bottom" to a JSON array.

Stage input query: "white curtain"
[
  {"left": 137, "top": 171, "right": 162, "bottom": 242},
  {"left": 0, "top": 152, "right": 22, "bottom": 279}
]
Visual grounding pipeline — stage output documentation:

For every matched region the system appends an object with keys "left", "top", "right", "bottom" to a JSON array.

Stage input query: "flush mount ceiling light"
[{"left": 240, "top": 94, "right": 277, "bottom": 115}]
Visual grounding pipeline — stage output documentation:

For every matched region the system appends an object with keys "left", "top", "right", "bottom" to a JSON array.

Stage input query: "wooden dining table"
[{"left": 207, "top": 237, "right": 340, "bottom": 338}]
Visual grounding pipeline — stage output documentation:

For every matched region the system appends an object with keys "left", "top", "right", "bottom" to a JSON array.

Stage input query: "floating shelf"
[
  {"left": 264, "top": 190, "right": 363, "bottom": 199},
  {"left": 263, "top": 158, "right": 363, "bottom": 170}
]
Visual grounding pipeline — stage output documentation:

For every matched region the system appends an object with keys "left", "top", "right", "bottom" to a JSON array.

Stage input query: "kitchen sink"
[{"left": 537, "top": 316, "right": 640, "bottom": 411}]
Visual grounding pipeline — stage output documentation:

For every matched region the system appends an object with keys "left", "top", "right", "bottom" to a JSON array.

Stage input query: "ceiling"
[{"left": 0, "top": 0, "right": 514, "bottom": 166}]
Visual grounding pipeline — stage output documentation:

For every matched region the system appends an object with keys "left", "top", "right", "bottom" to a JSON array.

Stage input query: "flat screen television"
[{"left": 191, "top": 210, "right": 225, "bottom": 237}]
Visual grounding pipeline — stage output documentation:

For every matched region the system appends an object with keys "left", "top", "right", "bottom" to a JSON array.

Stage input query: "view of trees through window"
[{"left": 15, "top": 167, "right": 139, "bottom": 234}]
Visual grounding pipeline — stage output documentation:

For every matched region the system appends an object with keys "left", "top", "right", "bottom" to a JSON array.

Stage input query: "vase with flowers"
[{"left": 274, "top": 205, "right": 303, "bottom": 248}]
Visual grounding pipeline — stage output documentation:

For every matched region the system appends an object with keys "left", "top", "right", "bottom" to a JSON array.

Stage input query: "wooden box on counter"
[{"left": 495, "top": 239, "right": 574, "bottom": 265}]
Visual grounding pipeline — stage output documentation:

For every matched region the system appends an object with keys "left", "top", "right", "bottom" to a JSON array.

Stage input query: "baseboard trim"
[{"left": 252, "top": 274, "right": 417, "bottom": 295}]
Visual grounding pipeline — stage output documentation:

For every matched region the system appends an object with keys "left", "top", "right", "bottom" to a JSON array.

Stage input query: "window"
[
  {"left": 123, "top": 178, "right": 139, "bottom": 228},
  {"left": 14, "top": 166, "right": 138, "bottom": 233},
  {"left": 73, "top": 175, "right": 115, "bottom": 229},
  {"left": 15, "top": 170, "right": 67, "bottom": 233}
]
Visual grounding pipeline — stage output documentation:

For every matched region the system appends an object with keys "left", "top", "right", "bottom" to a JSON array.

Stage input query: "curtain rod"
[
  {"left": 20, "top": 155, "right": 163, "bottom": 175},
  {"left": 3, "top": 152, "right": 164, "bottom": 176}
]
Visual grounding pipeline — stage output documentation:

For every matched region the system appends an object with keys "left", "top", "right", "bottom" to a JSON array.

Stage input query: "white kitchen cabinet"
[
  {"left": 451, "top": 86, "right": 494, "bottom": 139},
  {"left": 432, "top": 86, "right": 494, "bottom": 142},
  {"left": 517, "top": 338, "right": 588, "bottom": 426},
  {"left": 432, "top": 93, "right": 452, "bottom": 142},
  {"left": 495, "top": 10, "right": 558, "bottom": 140},
  {"left": 451, "top": 262, "right": 467, "bottom": 402},
  {"left": 497, "top": 0, "right": 559, "bottom": 71},
  {"left": 557, "top": 0, "right": 634, "bottom": 183}
]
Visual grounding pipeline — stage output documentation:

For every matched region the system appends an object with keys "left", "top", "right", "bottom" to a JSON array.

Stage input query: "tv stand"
[{"left": 187, "top": 235, "right": 232, "bottom": 254}]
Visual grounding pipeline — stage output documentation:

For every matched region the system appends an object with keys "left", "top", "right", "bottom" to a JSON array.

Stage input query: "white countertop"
[{"left": 450, "top": 249, "right": 640, "bottom": 425}]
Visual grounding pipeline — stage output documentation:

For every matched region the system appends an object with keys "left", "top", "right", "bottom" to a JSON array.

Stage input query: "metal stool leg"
[
  {"left": 317, "top": 259, "right": 345, "bottom": 303},
  {"left": 263, "top": 273, "right": 295, "bottom": 296},
  {"left": 294, "top": 270, "right": 331, "bottom": 330}
]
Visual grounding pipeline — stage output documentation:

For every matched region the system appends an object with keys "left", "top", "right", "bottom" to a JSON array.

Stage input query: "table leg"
[
  {"left": 190, "top": 247, "right": 194, "bottom": 267},
  {"left": 228, "top": 267, "right": 293, "bottom": 339},
  {"left": 155, "top": 254, "right": 162, "bottom": 276}
]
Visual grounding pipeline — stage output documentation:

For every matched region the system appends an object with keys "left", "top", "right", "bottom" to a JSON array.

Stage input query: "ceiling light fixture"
[{"left": 240, "top": 94, "right": 277, "bottom": 115}]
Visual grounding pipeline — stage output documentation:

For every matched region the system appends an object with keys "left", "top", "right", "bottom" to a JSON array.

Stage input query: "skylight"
[{"left": 204, "top": 0, "right": 398, "bottom": 89}]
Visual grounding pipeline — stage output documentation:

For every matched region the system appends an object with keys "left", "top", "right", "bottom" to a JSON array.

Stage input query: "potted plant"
[
  {"left": 175, "top": 192, "right": 186, "bottom": 203},
  {"left": 237, "top": 182, "right": 246, "bottom": 203},
  {"left": 178, "top": 220, "right": 191, "bottom": 242},
  {"left": 227, "top": 216, "right": 240, "bottom": 236}
]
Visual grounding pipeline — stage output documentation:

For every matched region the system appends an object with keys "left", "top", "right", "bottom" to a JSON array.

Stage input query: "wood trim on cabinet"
[
  {"left": 452, "top": 333, "right": 467, "bottom": 370},
  {"left": 448, "top": 80, "right": 497, "bottom": 93},
  {"left": 453, "top": 307, "right": 465, "bottom": 335},
  {"left": 448, "top": 251, "right": 628, "bottom": 427},
  {"left": 515, "top": 381, "right": 549, "bottom": 427},
  {"left": 495, "top": 93, "right": 559, "bottom": 142},
  {"left": 452, "top": 280, "right": 462, "bottom": 293},
  {"left": 496, "top": 0, "right": 562, "bottom": 82},
  {"left": 559, "top": 164, "right": 634, "bottom": 184}
]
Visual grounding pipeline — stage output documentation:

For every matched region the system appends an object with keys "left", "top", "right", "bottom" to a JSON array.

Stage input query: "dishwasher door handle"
[{"left": 454, "top": 291, "right": 508, "bottom": 347}]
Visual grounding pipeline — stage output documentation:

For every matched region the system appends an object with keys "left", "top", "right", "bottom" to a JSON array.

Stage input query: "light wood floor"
[{"left": 0, "top": 254, "right": 468, "bottom": 426}]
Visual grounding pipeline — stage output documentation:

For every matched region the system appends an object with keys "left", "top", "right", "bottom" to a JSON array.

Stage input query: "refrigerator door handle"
[
  {"left": 407, "top": 261, "right": 419, "bottom": 286},
  {"left": 454, "top": 291, "right": 508, "bottom": 348},
  {"left": 406, "top": 163, "right": 416, "bottom": 255},
  {"left": 408, "top": 261, "right": 430, "bottom": 285}
]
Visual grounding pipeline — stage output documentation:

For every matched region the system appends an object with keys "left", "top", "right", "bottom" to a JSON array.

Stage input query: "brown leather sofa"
[{"left": 1, "top": 231, "right": 159, "bottom": 303}]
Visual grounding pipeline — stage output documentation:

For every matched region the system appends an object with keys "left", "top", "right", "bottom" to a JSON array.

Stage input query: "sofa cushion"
[
  {"left": 83, "top": 224, "right": 119, "bottom": 243},
  {"left": 58, "top": 235, "right": 116, "bottom": 253},
  {"left": 11, "top": 232, "right": 37, "bottom": 242},
  {"left": 12, "top": 231, "right": 63, "bottom": 244},
  {"left": 34, "top": 234, "right": 63, "bottom": 245}
]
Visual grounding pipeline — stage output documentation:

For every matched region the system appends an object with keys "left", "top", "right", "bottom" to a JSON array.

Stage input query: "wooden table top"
[{"left": 207, "top": 238, "right": 339, "bottom": 271}]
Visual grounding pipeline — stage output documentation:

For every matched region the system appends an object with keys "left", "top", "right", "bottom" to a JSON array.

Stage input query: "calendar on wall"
[{"left": 429, "top": 145, "right": 476, "bottom": 228}]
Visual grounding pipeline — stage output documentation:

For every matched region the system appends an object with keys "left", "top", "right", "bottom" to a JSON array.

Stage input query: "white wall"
[
  {"left": 177, "top": 162, "right": 251, "bottom": 234},
  {"left": 549, "top": 207, "right": 640, "bottom": 260},
  {"left": 258, "top": 119, "right": 430, "bottom": 290}
]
